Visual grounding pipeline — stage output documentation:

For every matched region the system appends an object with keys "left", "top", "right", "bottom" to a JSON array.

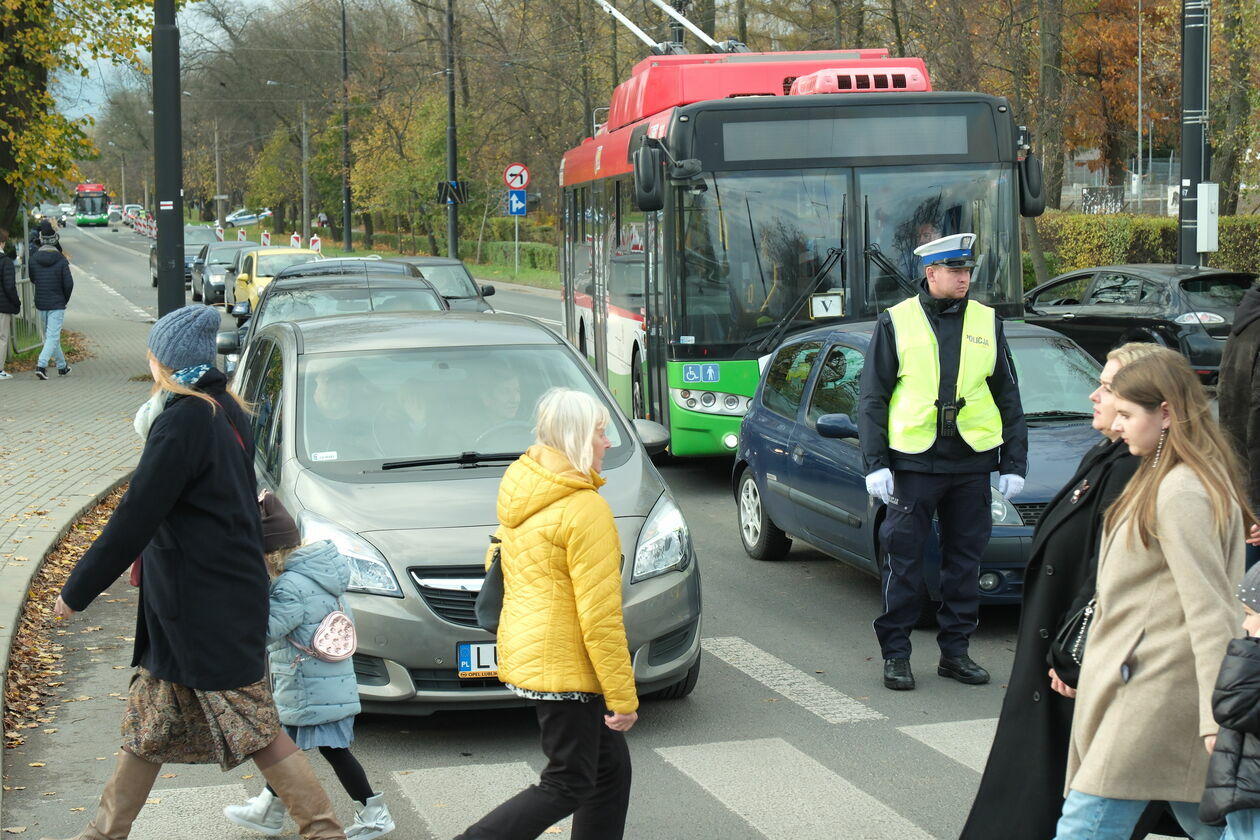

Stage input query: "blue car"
[{"left": 731, "top": 321, "right": 1104, "bottom": 604}]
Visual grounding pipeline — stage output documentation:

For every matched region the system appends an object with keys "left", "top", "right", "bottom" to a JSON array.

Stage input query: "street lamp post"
[
  {"left": 340, "top": 0, "right": 353, "bottom": 253},
  {"left": 266, "top": 81, "right": 311, "bottom": 244},
  {"left": 152, "top": 0, "right": 184, "bottom": 316}
]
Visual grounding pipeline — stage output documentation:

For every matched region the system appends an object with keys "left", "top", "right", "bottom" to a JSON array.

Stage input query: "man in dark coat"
[
  {"left": 1219, "top": 282, "right": 1260, "bottom": 568},
  {"left": 28, "top": 228, "right": 73, "bottom": 379},
  {"left": 0, "top": 227, "right": 18, "bottom": 380}
]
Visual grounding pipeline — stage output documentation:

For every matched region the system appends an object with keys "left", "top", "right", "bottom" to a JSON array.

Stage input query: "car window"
[
  {"left": 183, "top": 228, "right": 219, "bottom": 246},
  {"left": 1181, "top": 275, "right": 1253, "bottom": 310},
  {"left": 297, "top": 345, "right": 629, "bottom": 466},
  {"left": 237, "top": 340, "right": 275, "bottom": 405},
  {"left": 415, "top": 265, "right": 479, "bottom": 297},
  {"left": 253, "top": 346, "right": 285, "bottom": 477},
  {"left": 806, "top": 344, "right": 864, "bottom": 425},
  {"left": 762, "top": 341, "right": 822, "bottom": 420},
  {"left": 258, "top": 253, "right": 319, "bottom": 277},
  {"left": 1087, "top": 272, "right": 1155, "bottom": 306},
  {"left": 1008, "top": 336, "right": 1100, "bottom": 415},
  {"left": 258, "top": 288, "right": 444, "bottom": 328},
  {"left": 1031, "top": 273, "right": 1092, "bottom": 307}
]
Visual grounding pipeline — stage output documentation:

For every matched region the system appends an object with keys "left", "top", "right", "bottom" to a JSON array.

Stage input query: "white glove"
[
  {"left": 998, "top": 474, "right": 1025, "bottom": 499},
  {"left": 865, "top": 468, "right": 893, "bottom": 504}
]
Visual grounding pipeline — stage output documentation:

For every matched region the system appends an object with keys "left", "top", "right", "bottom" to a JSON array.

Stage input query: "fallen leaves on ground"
[{"left": 3, "top": 488, "right": 126, "bottom": 749}]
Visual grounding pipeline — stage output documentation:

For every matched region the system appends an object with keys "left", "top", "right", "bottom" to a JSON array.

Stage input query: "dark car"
[
  {"left": 217, "top": 272, "right": 450, "bottom": 365},
  {"left": 151, "top": 226, "right": 221, "bottom": 288},
  {"left": 191, "top": 241, "right": 258, "bottom": 303},
  {"left": 393, "top": 256, "right": 495, "bottom": 312},
  {"left": 732, "top": 321, "right": 1104, "bottom": 604},
  {"left": 1023, "top": 264, "right": 1258, "bottom": 383},
  {"left": 272, "top": 257, "right": 422, "bottom": 281}
]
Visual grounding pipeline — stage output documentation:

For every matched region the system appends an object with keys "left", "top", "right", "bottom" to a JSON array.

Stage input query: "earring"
[{"left": 1152, "top": 428, "right": 1168, "bottom": 468}]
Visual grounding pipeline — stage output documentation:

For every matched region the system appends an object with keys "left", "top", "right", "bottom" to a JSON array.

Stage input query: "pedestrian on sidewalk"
[
  {"left": 1217, "top": 279, "right": 1260, "bottom": 569},
  {"left": 1199, "top": 563, "right": 1260, "bottom": 839},
  {"left": 29, "top": 224, "right": 72, "bottom": 379},
  {"left": 0, "top": 227, "right": 18, "bottom": 380},
  {"left": 1053, "top": 348, "right": 1256, "bottom": 840},
  {"left": 225, "top": 492, "right": 394, "bottom": 840},
  {"left": 454, "top": 388, "right": 638, "bottom": 840},
  {"left": 51, "top": 304, "right": 349, "bottom": 840},
  {"left": 962, "top": 342, "right": 1179, "bottom": 840}
]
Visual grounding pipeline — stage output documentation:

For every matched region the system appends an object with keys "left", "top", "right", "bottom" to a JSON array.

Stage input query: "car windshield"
[
  {"left": 1181, "top": 275, "right": 1254, "bottom": 311},
  {"left": 298, "top": 345, "right": 628, "bottom": 466},
  {"left": 208, "top": 249, "right": 245, "bottom": 266},
  {"left": 1008, "top": 335, "right": 1100, "bottom": 416},
  {"left": 416, "top": 265, "right": 479, "bottom": 297},
  {"left": 258, "top": 288, "right": 444, "bottom": 328},
  {"left": 183, "top": 228, "right": 219, "bottom": 246},
  {"left": 258, "top": 253, "right": 318, "bottom": 277}
]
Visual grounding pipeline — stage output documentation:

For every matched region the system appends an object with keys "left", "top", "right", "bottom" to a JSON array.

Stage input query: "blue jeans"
[
  {"left": 37, "top": 309, "right": 66, "bottom": 370},
  {"left": 1054, "top": 790, "right": 1223, "bottom": 840},
  {"left": 1222, "top": 809, "right": 1260, "bottom": 840}
]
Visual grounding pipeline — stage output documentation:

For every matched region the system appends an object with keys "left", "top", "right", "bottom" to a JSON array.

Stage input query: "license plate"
[{"left": 457, "top": 642, "right": 498, "bottom": 679}]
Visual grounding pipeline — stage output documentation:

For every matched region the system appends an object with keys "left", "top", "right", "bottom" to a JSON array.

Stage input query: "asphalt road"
[{"left": 3, "top": 223, "right": 1030, "bottom": 840}]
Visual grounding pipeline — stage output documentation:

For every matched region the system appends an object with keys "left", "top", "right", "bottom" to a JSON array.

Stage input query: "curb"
[{"left": 0, "top": 471, "right": 133, "bottom": 820}]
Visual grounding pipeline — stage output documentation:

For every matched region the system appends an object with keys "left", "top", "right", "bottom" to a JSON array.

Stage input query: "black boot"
[
  {"left": 883, "top": 658, "right": 915, "bottom": 690},
  {"left": 938, "top": 654, "right": 990, "bottom": 685}
]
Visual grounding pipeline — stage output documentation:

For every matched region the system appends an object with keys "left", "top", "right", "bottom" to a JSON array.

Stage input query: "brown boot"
[
  {"left": 43, "top": 750, "right": 161, "bottom": 840},
  {"left": 258, "top": 751, "right": 346, "bottom": 840}
]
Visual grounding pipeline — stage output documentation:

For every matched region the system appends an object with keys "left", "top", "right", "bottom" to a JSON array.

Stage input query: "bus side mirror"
[
  {"left": 1019, "top": 153, "right": 1045, "bottom": 217},
  {"left": 633, "top": 144, "right": 665, "bottom": 212}
]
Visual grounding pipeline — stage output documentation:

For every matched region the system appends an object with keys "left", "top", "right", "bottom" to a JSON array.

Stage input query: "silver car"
[{"left": 231, "top": 311, "right": 702, "bottom": 714}]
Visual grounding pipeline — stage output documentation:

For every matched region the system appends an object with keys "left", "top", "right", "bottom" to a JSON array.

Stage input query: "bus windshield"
[{"left": 75, "top": 195, "right": 107, "bottom": 215}]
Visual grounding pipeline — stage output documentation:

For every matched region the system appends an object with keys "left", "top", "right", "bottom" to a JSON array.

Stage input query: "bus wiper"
[
  {"left": 753, "top": 246, "right": 846, "bottom": 354},
  {"left": 1025, "top": 410, "right": 1094, "bottom": 419},
  {"left": 381, "top": 451, "right": 523, "bottom": 470},
  {"left": 862, "top": 196, "right": 920, "bottom": 300}
]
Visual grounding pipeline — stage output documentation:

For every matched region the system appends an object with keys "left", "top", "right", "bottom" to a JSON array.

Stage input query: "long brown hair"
[
  {"left": 148, "top": 351, "right": 251, "bottom": 414},
  {"left": 1104, "top": 348, "right": 1258, "bottom": 547}
]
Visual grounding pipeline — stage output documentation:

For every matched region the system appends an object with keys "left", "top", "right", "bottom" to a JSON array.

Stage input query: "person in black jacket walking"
[
  {"left": 0, "top": 227, "right": 18, "bottom": 380},
  {"left": 1219, "top": 282, "right": 1260, "bottom": 569},
  {"left": 1200, "top": 562, "right": 1260, "bottom": 838},
  {"left": 28, "top": 226, "right": 72, "bottom": 379},
  {"left": 52, "top": 304, "right": 348, "bottom": 840}
]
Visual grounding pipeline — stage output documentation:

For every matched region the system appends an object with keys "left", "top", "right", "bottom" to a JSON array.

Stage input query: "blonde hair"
[
  {"left": 264, "top": 546, "right": 296, "bottom": 579},
  {"left": 147, "top": 350, "right": 251, "bottom": 414},
  {"left": 533, "top": 388, "right": 610, "bottom": 476},
  {"left": 1104, "top": 348, "right": 1259, "bottom": 547},
  {"left": 1105, "top": 341, "right": 1166, "bottom": 368}
]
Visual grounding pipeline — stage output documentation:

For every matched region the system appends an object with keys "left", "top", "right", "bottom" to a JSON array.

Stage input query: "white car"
[{"left": 223, "top": 208, "right": 274, "bottom": 228}]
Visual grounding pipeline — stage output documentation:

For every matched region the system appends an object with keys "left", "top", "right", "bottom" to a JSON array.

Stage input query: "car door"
[
  {"left": 1072, "top": 271, "right": 1160, "bottom": 359},
  {"left": 790, "top": 342, "right": 873, "bottom": 569},
  {"left": 1023, "top": 272, "right": 1095, "bottom": 350}
]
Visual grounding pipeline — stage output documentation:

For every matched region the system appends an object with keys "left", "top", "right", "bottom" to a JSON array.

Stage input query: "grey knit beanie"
[
  {"left": 147, "top": 304, "right": 221, "bottom": 370},
  {"left": 1239, "top": 562, "right": 1260, "bottom": 612}
]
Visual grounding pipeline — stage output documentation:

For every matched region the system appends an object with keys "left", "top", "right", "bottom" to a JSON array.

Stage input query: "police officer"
[{"left": 858, "top": 233, "right": 1027, "bottom": 691}]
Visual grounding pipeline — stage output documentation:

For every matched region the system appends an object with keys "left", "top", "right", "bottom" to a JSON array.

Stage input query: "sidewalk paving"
[{"left": 0, "top": 264, "right": 154, "bottom": 815}]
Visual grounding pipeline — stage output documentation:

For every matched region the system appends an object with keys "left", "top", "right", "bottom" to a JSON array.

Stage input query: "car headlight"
[
  {"left": 632, "top": 493, "right": 692, "bottom": 582},
  {"left": 990, "top": 488, "right": 1021, "bottom": 525},
  {"left": 299, "top": 512, "right": 403, "bottom": 597},
  {"left": 209, "top": 272, "right": 226, "bottom": 284}
]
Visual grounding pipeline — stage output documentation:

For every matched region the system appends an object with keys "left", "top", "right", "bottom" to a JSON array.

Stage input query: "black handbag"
[
  {"left": 1053, "top": 597, "right": 1097, "bottom": 669},
  {"left": 474, "top": 536, "right": 504, "bottom": 634}
]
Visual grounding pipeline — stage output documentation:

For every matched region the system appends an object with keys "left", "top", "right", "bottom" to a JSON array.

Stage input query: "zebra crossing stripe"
[
  {"left": 393, "top": 761, "right": 571, "bottom": 837},
  {"left": 130, "top": 784, "right": 249, "bottom": 840},
  {"left": 656, "top": 738, "right": 937, "bottom": 840},
  {"left": 701, "top": 637, "right": 885, "bottom": 724},
  {"left": 897, "top": 718, "right": 999, "bottom": 773}
]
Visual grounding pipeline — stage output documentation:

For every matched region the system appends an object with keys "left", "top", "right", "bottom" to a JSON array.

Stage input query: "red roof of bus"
[
  {"left": 75, "top": 183, "right": 106, "bottom": 193},
  {"left": 560, "top": 49, "right": 931, "bottom": 187}
]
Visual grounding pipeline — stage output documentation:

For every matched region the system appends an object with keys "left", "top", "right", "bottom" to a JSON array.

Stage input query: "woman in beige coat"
[{"left": 1054, "top": 348, "right": 1257, "bottom": 840}]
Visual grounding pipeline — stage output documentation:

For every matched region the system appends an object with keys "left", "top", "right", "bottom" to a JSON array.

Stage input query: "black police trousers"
[{"left": 874, "top": 470, "right": 993, "bottom": 660}]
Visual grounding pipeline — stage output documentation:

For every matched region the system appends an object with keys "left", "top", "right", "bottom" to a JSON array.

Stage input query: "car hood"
[{"left": 1017, "top": 421, "right": 1105, "bottom": 502}]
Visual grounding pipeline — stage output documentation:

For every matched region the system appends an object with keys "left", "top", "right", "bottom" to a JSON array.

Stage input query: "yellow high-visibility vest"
[{"left": 886, "top": 297, "right": 1004, "bottom": 454}]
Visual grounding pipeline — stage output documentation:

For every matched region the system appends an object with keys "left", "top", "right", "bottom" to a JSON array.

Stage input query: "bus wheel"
[
  {"left": 631, "top": 350, "right": 645, "bottom": 419},
  {"left": 738, "top": 469, "right": 791, "bottom": 560}
]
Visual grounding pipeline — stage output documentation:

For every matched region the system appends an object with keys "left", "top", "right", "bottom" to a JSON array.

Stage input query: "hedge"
[
  {"left": 345, "top": 232, "right": 559, "bottom": 273},
  {"left": 1034, "top": 211, "right": 1260, "bottom": 274}
]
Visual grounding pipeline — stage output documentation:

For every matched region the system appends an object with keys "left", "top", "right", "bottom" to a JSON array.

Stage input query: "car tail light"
[{"left": 1173, "top": 311, "right": 1226, "bottom": 325}]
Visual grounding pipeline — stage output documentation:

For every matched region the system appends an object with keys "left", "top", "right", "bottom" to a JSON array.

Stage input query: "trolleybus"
[
  {"left": 560, "top": 49, "right": 1044, "bottom": 456},
  {"left": 73, "top": 183, "right": 110, "bottom": 226}
]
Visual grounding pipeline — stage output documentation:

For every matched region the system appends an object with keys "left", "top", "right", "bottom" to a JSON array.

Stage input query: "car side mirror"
[
  {"left": 816, "top": 413, "right": 859, "bottom": 440},
  {"left": 216, "top": 329, "right": 241, "bottom": 354},
  {"left": 480, "top": 284, "right": 495, "bottom": 297},
  {"left": 231, "top": 301, "right": 251, "bottom": 317},
  {"left": 631, "top": 418, "right": 670, "bottom": 456}
]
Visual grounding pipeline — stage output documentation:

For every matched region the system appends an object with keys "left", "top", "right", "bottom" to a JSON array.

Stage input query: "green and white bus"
[
  {"left": 74, "top": 183, "right": 110, "bottom": 226},
  {"left": 560, "top": 48, "right": 1044, "bottom": 456}
]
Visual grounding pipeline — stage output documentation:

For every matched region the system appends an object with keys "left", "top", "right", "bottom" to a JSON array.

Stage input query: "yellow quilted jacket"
[{"left": 488, "top": 444, "right": 638, "bottom": 714}]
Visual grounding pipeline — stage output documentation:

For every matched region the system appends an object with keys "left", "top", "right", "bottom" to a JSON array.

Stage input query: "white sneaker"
[
  {"left": 346, "top": 793, "right": 395, "bottom": 840},
  {"left": 0, "top": 371, "right": 11, "bottom": 380},
  {"left": 223, "top": 787, "right": 287, "bottom": 835}
]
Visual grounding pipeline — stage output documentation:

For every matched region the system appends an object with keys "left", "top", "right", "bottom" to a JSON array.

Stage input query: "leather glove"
[
  {"left": 998, "top": 474, "right": 1025, "bottom": 499},
  {"left": 865, "top": 468, "right": 893, "bottom": 504}
]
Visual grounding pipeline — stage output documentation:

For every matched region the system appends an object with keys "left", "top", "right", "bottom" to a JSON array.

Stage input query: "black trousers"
[
  {"left": 874, "top": 470, "right": 992, "bottom": 659},
  {"left": 455, "top": 698, "right": 632, "bottom": 840}
]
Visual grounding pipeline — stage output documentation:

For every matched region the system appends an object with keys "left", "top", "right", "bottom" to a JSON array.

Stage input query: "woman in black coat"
[
  {"left": 52, "top": 305, "right": 347, "bottom": 840},
  {"left": 961, "top": 343, "right": 1164, "bottom": 840}
]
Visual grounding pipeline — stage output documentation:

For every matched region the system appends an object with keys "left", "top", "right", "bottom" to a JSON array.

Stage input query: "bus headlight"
[
  {"left": 632, "top": 494, "right": 692, "bottom": 582},
  {"left": 671, "top": 388, "right": 748, "bottom": 416}
]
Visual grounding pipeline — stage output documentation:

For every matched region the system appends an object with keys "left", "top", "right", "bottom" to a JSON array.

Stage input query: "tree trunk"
[
  {"left": 361, "top": 212, "right": 374, "bottom": 249},
  {"left": 889, "top": 0, "right": 905, "bottom": 59},
  {"left": 736, "top": 0, "right": 747, "bottom": 44},
  {"left": 694, "top": 0, "right": 715, "bottom": 39},
  {"left": 1023, "top": 217, "right": 1049, "bottom": 289},
  {"left": 1038, "top": 0, "right": 1066, "bottom": 209},
  {"left": 1208, "top": 0, "right": 1250, "bottom": 216}
]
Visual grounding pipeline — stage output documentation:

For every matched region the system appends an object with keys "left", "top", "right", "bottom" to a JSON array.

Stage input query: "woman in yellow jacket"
[{"left": 456, "top": 388, "right": 638, "bottom": 840}]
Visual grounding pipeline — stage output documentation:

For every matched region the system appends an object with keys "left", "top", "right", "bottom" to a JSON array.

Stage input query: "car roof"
[
  {"left": 288, "top": 312, "right": 559, "bottom": 355},
  {"left": 243, "top": 246, "right": 318, "bottom": 256},
  {"left": 1046, "top": 264, "right": 1259, "bottom": 282},
  {"left": 779, "top": 315, "right": 1069, "bottom": 351},
  {"left": 393, "top": 256, "right": 465, "bottom": 267},
  {"left": 274, "top": 258, "right": 416, "bottom": 279},
  {"left": 267, "top": 273, "right": 440, "bottom": 293},
  {"left": 206, "top": 241, "right": 256, "bottom": 251}
]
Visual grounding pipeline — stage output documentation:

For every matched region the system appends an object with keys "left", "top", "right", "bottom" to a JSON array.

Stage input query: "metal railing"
[{"left": 10, "top": 248, "right": 45, "bottom": 354}]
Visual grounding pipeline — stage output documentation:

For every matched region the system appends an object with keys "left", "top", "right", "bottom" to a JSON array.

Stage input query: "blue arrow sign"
[{"left": 508, "top": 189, "right": 527, "bottom": 216}]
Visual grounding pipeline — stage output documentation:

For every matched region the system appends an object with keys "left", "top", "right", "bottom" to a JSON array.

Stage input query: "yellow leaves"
[{"left": 27, "top": 762, "right": 44, "bottom": 767}]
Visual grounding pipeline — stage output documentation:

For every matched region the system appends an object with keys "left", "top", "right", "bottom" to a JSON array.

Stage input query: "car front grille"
[
  {"left": 409, "top": 566, "right": 484, "bottom": 627},
  {"left": 1014, "top": 502, "right": 1048, "bottom": 526},
  {"left": 409, "top": 668, "right": 503, "bottom": 691}
]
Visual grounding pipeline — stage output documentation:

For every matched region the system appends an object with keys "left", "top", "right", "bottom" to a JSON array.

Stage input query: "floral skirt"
[{"left": 121, "top": 668, "right": 281, "bottom": 771}]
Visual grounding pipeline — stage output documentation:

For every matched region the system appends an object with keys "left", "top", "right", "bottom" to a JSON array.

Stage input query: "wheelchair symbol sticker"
[{"left": 682, "top": 363, "right": 720, "bottom": 383}]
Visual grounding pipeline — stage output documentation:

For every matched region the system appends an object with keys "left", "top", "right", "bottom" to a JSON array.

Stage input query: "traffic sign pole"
[{"left": 515, "top": 215, "right": 520, "bottom": 278}]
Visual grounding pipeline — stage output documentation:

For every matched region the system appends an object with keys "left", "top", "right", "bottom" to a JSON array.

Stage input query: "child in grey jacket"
[{"left": 224, "top": 493, "right": 394, "bottom": 840}]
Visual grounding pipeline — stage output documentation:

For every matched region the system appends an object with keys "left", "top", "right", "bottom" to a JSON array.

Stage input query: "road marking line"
[
  {"left": 393, "top": 761, "right": 570, "bottom": 836},
  {"left": 702, "top": 636, "right": 885, "bottom": 724},
  {"left": 69, "top": 224, "right": 150, "bottom": 260},
  {"left": 130, "top": 783, "right": 248, "bottom": 840},
  {"left": 78, "top": 267, "right": 155, "bottom": 322},
  {"left": 897, "top": 718, "right": 998, "bottom": 773},
  {"left": 657, "top": 738, "right": 937, "bottom": 840}
]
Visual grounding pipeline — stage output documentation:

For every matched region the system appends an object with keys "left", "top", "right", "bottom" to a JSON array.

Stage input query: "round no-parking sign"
[{"left": 503, "top": 163, "right": 530, "bottom": 190}]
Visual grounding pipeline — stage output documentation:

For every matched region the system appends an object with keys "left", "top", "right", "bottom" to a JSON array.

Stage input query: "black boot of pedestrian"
[
  {"left": 938, "top": 654, "right": 990, "bottom": 685},
  {"left": 883, "top": 658, "right": 914, "bottom": 691},
  {"left": 35, "top": 367, "right": 48, "bottom": 380}
]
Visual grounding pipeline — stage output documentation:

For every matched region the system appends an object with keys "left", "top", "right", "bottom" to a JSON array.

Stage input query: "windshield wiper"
[
  {"left": 381, "top": 451, "right": 523, "bottom": 470},
  {"left": 1025, "top": 410, "right": 1094, "bottom": 419},
  {"left": 862, "top": 196, "right": 920, "bottom": 301}
]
